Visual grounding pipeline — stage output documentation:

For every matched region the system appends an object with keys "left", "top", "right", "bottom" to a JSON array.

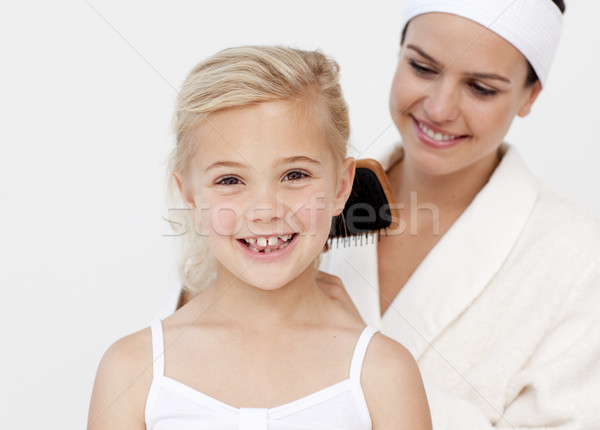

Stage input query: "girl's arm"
[
  {"left": 87, "top": 331, "right": 151, "bottom": 430},
  {"left": 363, "top": 334, "right": 432, "bottom": 430}
]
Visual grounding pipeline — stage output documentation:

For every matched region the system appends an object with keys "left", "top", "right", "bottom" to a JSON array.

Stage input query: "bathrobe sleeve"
[{"left": 321, "top": 145, "right": 600, "bottom": 429}]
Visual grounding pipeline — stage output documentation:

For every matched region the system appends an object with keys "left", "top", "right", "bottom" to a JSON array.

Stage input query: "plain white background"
[{"left": 1, "top": 1, "right": 598, "bottom": 428}]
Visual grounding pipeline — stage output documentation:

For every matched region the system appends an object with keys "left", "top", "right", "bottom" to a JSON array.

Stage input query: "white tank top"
[{"left": 145, "top": 320, "right": 378, "bottom": 430}]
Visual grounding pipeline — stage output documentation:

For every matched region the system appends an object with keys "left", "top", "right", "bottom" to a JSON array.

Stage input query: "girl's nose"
[
  {"left": 245, "top": 188, "right": 286, "bottom": 224},
  {"left": 422, "top": 78, "right": 460, "bottom": 123}
]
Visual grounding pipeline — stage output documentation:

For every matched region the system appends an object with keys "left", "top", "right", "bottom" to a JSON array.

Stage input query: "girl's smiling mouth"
[{"left": 239, "top": 233, "right": 297, "bottom": 253}]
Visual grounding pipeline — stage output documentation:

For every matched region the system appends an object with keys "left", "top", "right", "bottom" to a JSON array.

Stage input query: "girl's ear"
[
  {"left": 172, "top": 171, "right": 196, "bottom": 209},
  {"left": 333, "top": 157, "right": 356, "bottom": 216},
  {"left": 172, "top": 171, "right": 202, "bottom": 225},
  {"left": 517, "top": 80, "right": 542, "bottom": 118}
]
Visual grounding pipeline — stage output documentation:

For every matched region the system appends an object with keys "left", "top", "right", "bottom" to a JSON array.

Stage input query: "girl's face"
[
  {"left": 389, "top": 13, "right": 542, "bottom": 177},
  {"left": 177, "top": 100, "right": 354, "bottom": 291}
]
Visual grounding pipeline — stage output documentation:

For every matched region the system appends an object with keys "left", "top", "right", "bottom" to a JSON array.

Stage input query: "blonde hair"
[{"left": 166, "top": 45, "right": 350, "bottom": 294}]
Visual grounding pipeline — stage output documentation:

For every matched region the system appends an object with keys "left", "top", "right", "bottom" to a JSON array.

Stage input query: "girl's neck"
[{"left": 205, "top": 264, "right": 327, "bottom": 333}]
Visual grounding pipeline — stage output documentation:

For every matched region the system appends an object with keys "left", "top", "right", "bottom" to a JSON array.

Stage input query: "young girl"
[{"left": 87, "top": 46, "right": 431, "bottom": 430}]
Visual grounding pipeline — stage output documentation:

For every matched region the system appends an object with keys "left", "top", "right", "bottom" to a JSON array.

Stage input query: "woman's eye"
[
  {"left": 470, "top": 82, "right": 497, "bottom": 98},
  {"left": 216, "top": 176, "right": 242, "bottom": 186},
  {"left": 409, "top": 60, "right": 435, "bottom": 76},
  {"left": 283, "top": 170, "right": 308, "bottom": 182}
]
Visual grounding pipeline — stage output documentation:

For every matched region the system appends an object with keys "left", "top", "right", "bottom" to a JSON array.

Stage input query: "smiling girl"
[{"left": 87, "top": 46, "right": 432, "bottom": 430}]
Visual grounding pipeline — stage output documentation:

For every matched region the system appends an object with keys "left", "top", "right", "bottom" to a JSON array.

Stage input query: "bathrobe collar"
[{"left": 366, "top": 143, "right": 539, "bottom": 358}]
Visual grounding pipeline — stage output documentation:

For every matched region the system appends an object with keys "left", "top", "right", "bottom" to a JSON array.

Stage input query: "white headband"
[{"left": 400, "top": 0, "right": 563, "bottom": 87}]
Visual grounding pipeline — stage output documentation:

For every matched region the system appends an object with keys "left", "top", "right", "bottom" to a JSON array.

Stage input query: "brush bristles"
[{"left": 327, "top": 230, "right": 379, "bottom": 248}]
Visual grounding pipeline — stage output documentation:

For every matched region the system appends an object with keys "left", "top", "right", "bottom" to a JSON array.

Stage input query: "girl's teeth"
[
  {"left": 242, "top": 234, "right": 295, "bottom": 253},
  {"left": 256, "top": 237, "right": 267, "bottom": 247}
]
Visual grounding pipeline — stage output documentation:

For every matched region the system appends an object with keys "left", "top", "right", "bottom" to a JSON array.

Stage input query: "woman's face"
[{"left": 389, "top": 12, "right": 542, "bottom": 177}]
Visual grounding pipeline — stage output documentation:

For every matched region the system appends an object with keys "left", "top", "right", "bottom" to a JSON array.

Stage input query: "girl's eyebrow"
[
  {"left": 407, "top": 44, "right": 511, "bottom": 84},
  {"left": 204, "top": 160, "right": 246, "bottom": 172},
  {"left": 204, "top": 156, "right": 320, "bottom": 173},
  {"left": 274, "top": 156, "right": 321, "bottom": 167}
]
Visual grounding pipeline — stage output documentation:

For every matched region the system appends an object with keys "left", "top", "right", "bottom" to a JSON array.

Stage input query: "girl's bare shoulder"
[
  {"left": 362, "top": 333, "right": 432, "bottom": 430},
  {"left": 100, "top": 327, "right": 153, "bottom": 376},
  {"left": 363, "top": 332, "right": 416, "bottom": 374},
  {"left": 87, "top": 327, "right": 152, "bottom": 430}
]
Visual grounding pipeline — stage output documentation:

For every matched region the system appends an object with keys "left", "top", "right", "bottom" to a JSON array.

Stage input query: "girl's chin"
[
  {"left": 243, "top": 277, "right": 296, "bottom": 291},
  {"left": 237, "top": 265, "right": 316, "bottom": 292}
]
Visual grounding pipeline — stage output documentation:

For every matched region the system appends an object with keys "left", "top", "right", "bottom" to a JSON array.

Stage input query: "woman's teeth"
[
  {"left": 243, "top": 234, "right": 293, "bottom": 253},
  {"left": 418, "top": 120, "right": 460, "bottom": 141}
]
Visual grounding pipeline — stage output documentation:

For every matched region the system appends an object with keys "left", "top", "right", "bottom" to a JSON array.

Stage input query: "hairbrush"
[{"left": 328, "top": 158, "right": 398, "bottom": 247}]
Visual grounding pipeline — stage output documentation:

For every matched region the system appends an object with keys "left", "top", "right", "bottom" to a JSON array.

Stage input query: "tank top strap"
[
  {"left": 149, "top": 319, "right": 165, "bottom": 378},
  {"left": 349, "top": 325, "right": 379, "bottom": 381}
]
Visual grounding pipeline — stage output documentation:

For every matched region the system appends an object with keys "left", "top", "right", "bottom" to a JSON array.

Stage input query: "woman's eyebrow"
[
  {"left": 406, "top": 44, "right": 440, "bottom": 66},
  {"left": 469, "top": 72, "right": 511, "bottom": 84},
  {"left": 408, "top": 44, "right": 511, "bottom": 83}
]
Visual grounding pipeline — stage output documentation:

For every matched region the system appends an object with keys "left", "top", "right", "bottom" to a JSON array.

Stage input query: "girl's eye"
[
  {"left": 216, "top": 176, "right": 242, "bottom": 186},
  {"left": 409, "top": 60, "right": 436, "bottom": 76},
  {"left": 283, "top": 170, "right": 308, "bottom": 182},
  {"left": 470, "top": 82, "right": 497, "bottom": 98}
]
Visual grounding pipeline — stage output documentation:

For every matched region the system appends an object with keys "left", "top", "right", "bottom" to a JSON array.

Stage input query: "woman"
[{"left": 320, "top": 0, "right": 600, "bottom": 428}]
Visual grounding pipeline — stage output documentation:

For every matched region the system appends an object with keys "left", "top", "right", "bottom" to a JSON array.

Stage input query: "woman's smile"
[{"left": 411, "top": 115, "right": 468, "bottom": 149}]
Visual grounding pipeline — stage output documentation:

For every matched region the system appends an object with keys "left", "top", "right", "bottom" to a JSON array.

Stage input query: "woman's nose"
[{"left": 422, "top": 78, "right": 460, "bottom": 123}]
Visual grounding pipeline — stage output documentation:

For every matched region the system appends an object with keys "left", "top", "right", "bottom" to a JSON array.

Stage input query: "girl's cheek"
[
  {"left": 292, "top": 190, "right": 334, "bottom": 236},
  {"left": 212, "top": 206, "right": 239, "bottom": 236},
  {"left": 200, "top": 204, "right": 240, "bottom": 237},
  {"left": 195, "top": 190, "right": 241, "bottom": 237}
]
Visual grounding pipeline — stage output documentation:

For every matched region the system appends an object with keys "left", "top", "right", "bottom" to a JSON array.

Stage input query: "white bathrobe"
[{"left": 321, "top": 143, "right": 600, "bottom": 429}]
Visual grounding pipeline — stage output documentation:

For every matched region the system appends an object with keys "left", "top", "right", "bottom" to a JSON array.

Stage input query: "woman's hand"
[{"left": 316, "top": 271, "right": 364, "bottom": 322}]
